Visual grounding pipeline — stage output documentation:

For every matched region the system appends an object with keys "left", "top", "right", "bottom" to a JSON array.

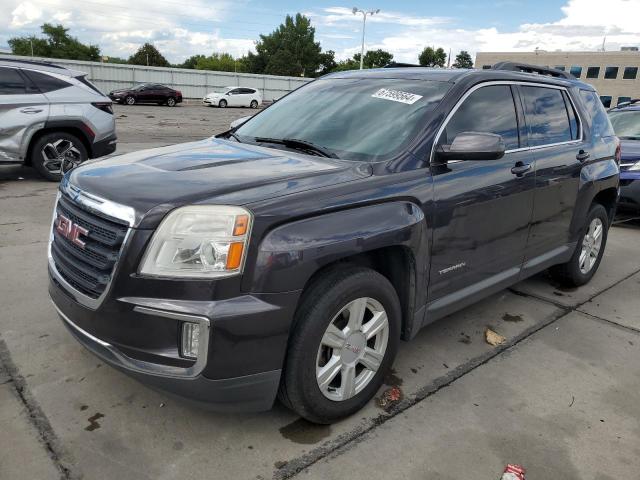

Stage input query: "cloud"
[
  {"left": 312, "top": 6, "right": 450, "bottom": 27},
  {"left": 10, "top": 1, "right": 42, "bottom": 27}
]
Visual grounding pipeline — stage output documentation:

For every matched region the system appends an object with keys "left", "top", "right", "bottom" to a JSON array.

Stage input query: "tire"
[
  {"left": 278, "top": 266, "right": 401, "bottom": 424},
  {"left": 218, "top": 99, "right": 227, "bottom": 108},
  {"left": 30, "top": 132, "right": 88, "bottom": 182},
  {"left": 125, "top": 95, "right": 135, "bottom": 105},
  {"left": 549, "top": 203, "right": 609, "bottom": 287},
  {"left": 166, "top": 97, "right": 176, "bottom": 107},
  {"left": 250, "top": 100, "right": 259, "bottom": 109}
]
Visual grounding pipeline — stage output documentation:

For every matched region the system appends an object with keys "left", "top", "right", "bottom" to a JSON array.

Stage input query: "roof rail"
[
  {"left": 491, "top": 61, "right": 574, "bottom": 80},
  {"left": 0, "top": 57, "right": 67, "bottom": 70},
  {"left": 611, "top": 98, "right": 640, "bottom": 109},
  {"left": 383, "top": 62, "right": 422, "bottom": 68}
]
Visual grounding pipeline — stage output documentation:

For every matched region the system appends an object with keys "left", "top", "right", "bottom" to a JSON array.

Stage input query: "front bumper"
[
  {"left": 49, "top": 269, "right": 300, "bottom": 411},
  {"left": 619, "top": 171, "right": 640, "bottom": 209}
]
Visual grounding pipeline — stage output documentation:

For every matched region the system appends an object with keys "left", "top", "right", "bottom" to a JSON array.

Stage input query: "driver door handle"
[
  {"left": 20, "top": 107, "right": 43, "bottom": 114},
  {"left": 511, "top": 162, "right": 531, "bottom": 176}
]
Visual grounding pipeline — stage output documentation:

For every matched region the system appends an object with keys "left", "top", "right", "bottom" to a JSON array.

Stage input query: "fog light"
[{"left": 181, "top": 322, "right": 200, "bottom": 359}]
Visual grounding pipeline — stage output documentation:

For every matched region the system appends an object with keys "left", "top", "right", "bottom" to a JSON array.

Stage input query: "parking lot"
[{"left": 1, "top": 104, "right": 639, "bottom": 480}]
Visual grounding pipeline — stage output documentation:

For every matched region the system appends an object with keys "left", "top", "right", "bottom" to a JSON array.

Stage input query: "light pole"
[{"left": 352, "top": 7, "right": 380, "bottom": 70}]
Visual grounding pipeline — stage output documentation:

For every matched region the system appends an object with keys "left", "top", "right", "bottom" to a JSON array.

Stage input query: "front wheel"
[
  {"left": 549, "top": 203, "right": 609, "bottom": 287},
  {"left": 125, "top": 95, "right": 135, "bottom": 105},
  {"left": 278, "top": 266, "right": 401, "bottom": 424},
  {"left": 218, "top": 99, "right": 227, "bottom": 108},
  {"left": 30, "top": 132, "right": 88, "bottom": 181}
]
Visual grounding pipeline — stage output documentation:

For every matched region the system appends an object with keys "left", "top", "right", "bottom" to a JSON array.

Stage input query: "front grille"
[{"left": 50, "top": 195, "right": 129, "bottom": 298}]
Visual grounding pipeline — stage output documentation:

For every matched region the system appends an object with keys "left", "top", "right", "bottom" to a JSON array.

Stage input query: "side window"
[
  {"left": 579, "top": 90, "right": 615, "bottom": 139},
  {"left": 22, "top": 70, "right": 71, "bottom": 93},
  {"left": 443, "top": 85, "right": 519, "bottom": 150},
  {"left": 0, "top": 67, "right": 26, "bottom": 95},
  {"left": 520, "top": 86, "right": 572, "bottom": 147},
  {"left": 562, "top": 91, "right": 580, "bottom": 140}
]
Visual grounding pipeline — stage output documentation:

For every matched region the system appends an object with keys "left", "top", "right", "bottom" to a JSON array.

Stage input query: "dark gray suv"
[{"left": 0, "top": 58, "right": 117, "bottom": 181}]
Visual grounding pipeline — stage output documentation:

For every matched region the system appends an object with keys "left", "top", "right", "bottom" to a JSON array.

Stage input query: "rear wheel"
[
  {"left": 30, "top": 132, "right": 88, "bottom": 182},
  {"left": 167, "top": 97, "right": 176, "bottom": 107},
  {"left": 218, "top": 99, "right": 227, "bottom": 108},
  {"left": 549, "top": 203, "right": 609, "bottom": 287},
  {"left": 250, "top": 100, "right": 259, "bottom": 109},
  {"left": 278, "top": 266, "right": 401, "bottom": 424},
  {"left": 125, "top": 95, "right": 135, "bottom": 105}
]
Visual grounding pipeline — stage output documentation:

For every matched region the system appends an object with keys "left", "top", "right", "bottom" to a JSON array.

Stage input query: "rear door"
[
  {"left": 0, "top": 66, "right": 49, "bottom": 162},
  {"left": 518, "top": 84, "right": 585, "bottom": 266}
]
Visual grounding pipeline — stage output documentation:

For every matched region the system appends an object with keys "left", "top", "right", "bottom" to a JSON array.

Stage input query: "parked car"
[
  {"left": 109, "top": 83, "right": 182, "bottom": 106},
  {"left": 203, "top": 87, "right": 261, "bottom": 108},
  {"left": 0, "top": 58, "right": 116, "bottom": 181},
  {"left": 49, "top": 63, "right": 619, "bottom": 424},
  {"left": 608, "top": 100, "right": 640, "bottom": 211}
]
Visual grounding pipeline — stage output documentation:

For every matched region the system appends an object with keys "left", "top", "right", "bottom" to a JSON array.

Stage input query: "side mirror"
[
  {"left": 436, "top": 132, "right": 506, "bottom": 161},
  {"left": 230, "top": 115, "right": 253, "bottom": 129}
]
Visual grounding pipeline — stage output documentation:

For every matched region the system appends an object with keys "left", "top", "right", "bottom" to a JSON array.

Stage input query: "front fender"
[{"left": 249, "top": 201, "right": 427, "bottom": 294}]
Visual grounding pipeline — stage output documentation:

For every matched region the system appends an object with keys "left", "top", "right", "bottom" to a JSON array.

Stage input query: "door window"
[
  {"left": 0, "top": 67, "right": 26, "bottom": 95},
  {"left": 443, "top": 85, "right": 520, "bottom": 150},
  {"left": 520, "top": 86, "right": 573, "bottom": 147}
]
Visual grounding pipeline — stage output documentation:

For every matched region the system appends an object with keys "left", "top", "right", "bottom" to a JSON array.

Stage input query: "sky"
[{"left": 1, "top": 0, "right": 639, "bottom": 64}]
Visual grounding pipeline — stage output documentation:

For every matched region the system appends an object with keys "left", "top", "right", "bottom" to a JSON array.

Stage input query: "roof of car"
[
  {"left": 0, "top": 57, "right": 86, "bottom": 78},
  {"left": 323, "top": 66, "right": 594, "bottom": 90}
]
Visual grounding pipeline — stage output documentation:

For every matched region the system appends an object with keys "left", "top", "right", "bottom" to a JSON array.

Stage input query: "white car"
[{"left": 203, "top": 87, "right": 262, "bottom": 108}]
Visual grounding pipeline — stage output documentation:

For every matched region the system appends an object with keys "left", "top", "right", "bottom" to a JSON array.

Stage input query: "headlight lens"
[{"left": 139, "top": 205, "right": 252, "bottom": 278}]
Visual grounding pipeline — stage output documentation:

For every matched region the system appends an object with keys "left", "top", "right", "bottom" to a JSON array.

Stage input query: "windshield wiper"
[{"left": 254, "top": 137, "right": 338, "bottom": 158}]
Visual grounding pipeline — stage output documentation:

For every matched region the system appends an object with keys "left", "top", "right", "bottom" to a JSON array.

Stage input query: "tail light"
[
  {"left": 615, "top": 137, "right": 621, "bottom": 165},
  {"left": 91, "top": 102, "right": 113, "bottom": 115}
]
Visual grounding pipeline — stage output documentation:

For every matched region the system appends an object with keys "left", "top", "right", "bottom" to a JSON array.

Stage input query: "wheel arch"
[{"left": 25, "top": 124, "right": 93, "bottom": 165}]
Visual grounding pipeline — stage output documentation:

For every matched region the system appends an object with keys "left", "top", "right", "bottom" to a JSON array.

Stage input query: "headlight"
[{"left": 139, "top": 205, "right": 252, "bottom": 278}]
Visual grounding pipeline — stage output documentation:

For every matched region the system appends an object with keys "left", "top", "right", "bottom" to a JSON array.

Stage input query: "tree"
[
  {"left": 251, "top": 13, "right": 323, "bottom": 77},
  {"left": 128, "top": 43, "right": 170, "bottom": 67},
  {"left": 418, "top": 47, "right": 447, "bottom": 67},
  {"left": 317, "top": 50, "right": 337, "bottom": 76},
  {"left": 8, "top": 23, "right": 100, "bottom": 61},
  {"left": 179, "top": 54, "right": 206, "bottom": 69},
  {"left": 362, "top": 49, "right": 393, "bottom": 68},
  {"left": 194, "top": 53, "right": 242, "bottom": 72},
  {"left": 453, "top": 50, "right": 473, "bottom": 69}
]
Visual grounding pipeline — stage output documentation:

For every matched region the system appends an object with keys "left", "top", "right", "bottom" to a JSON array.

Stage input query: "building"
[{"left": 475, "top": 49, "right": 640, "bottom": 108}]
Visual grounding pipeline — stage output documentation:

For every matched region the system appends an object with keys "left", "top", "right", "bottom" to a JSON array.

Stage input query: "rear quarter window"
[
  {"left": 579, "top": 90, "right": 615, "bottom": 139},
  {"left": 0, "top": 67, "right": 26, "bottom": 95},
  {"left": 22, "top": 69, "right": 72, "bottom": 93}
]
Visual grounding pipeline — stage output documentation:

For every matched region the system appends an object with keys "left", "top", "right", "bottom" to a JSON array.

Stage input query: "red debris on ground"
[
  {"left": 500, "top": 464, "right": 526, "bottom": 480},
  {"left": 376, "top": 386, "right": 403, "bottom": 410}
]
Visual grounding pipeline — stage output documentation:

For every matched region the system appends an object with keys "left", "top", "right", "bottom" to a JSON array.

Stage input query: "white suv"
[
  {"left": 0, "top": 58, "right": 116, "bottom": 181},
  {"left": 203, "top": 87, "right": 262, "bottom": 109}
]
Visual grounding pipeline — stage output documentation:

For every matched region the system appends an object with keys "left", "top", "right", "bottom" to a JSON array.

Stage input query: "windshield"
[
  {"left": 234, "top": 78, "right": 451, "bottom": 162},
  {"left": 211, "top": 87, "right": 232, "bottom": 94},
  {"left": 609, "top": 110, "right": 640, "bottom": 139},
  {"left": 132, "top": 84, "right": 146, "bottom": 90}
]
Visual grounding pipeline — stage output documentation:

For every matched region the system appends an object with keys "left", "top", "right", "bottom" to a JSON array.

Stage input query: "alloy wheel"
[
  {"left": 316, "top": 297, "right": 389, "bottom": 402},
  {"left": 579, "top": 217, "right": 604, "bottom": 274},
  {"left": 167, "top": 97, "right": 176, "bottom": 107},
  {"left": 41, "top": 139, "right": 83, "bottom": 176}
]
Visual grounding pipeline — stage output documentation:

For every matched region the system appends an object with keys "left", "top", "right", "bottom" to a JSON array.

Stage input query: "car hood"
[
  {"left": 67, "top": 138, "right": 371, "bottom": 227},
  {"left": 620, "top": 139, "right": 640, "bottom": 163}
]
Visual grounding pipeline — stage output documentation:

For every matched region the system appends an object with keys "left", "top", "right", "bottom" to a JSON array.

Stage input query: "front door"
[{"left": 427, "top": 84, "right": 536, "bottom": 318}]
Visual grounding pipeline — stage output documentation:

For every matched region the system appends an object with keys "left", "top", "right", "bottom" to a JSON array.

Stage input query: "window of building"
[
  {"left": 554, "top": 65, "right": 566, "bottom": 71},
  {"left": 0, "top": 67, "right": 26, "bottom": 95},
  {"left": 604, "top": 67, "right": 619, "bottom": 79},
  {"left": 586, "top": 67, "right": 600, "bottom": 79},
  {"left": 599, "top": 95, "right": 612, "bottom": 108},
  {"left": 580, "top": 90, "right": 615, "bottom": 138},
  {"left": 443, "top": 85, "right": 520, "bottom": 150},
  {"left": 623, "top": 67, "right": 638, "bottom": 79},
  {"left": 617, "top": 96, "right": 632, "bottom": 106},
  {"left": 520, "top": 86, "right": 573, "bottom": 146},
  {"left": 569, "top": 66, "right": 582, "bottom": 78}
]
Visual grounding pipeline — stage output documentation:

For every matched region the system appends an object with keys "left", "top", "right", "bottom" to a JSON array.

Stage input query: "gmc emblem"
[{"left": 56, "top": 214, "right": 88, "bottom": 248}]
